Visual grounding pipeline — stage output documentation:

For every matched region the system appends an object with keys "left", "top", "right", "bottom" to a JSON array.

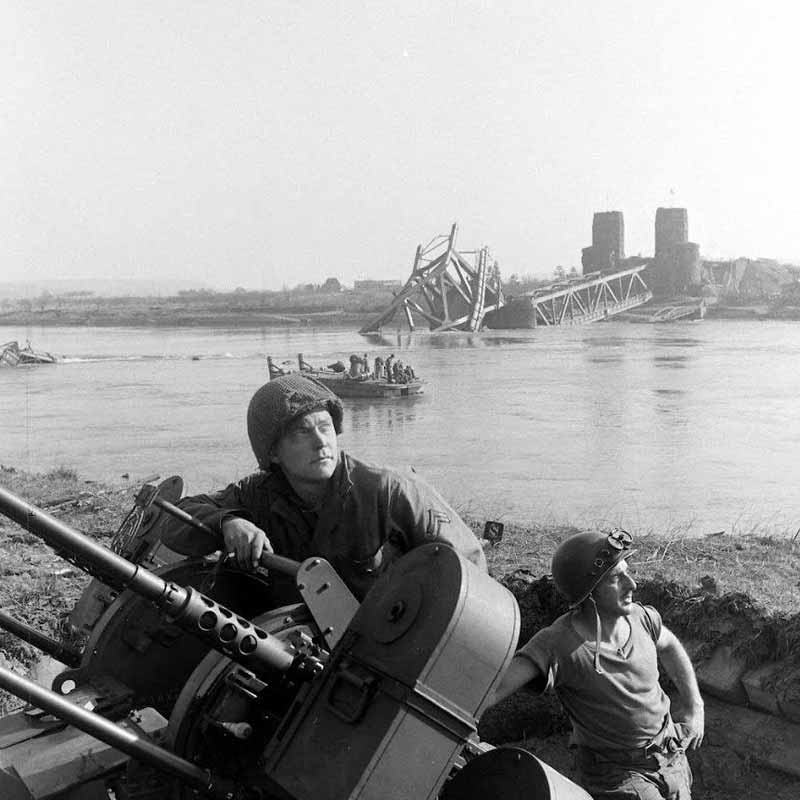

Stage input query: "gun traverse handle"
[{"left": 148, "top": 494, "right": 301, "bottom": 578}]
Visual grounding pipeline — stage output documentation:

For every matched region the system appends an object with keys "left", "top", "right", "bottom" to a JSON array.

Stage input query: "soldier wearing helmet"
[
  {"left": 489, "top": 529, "right": 703, "bottom": 800},
  {"left": 160, "top": 373, "right": 486, "bottom": 604}
]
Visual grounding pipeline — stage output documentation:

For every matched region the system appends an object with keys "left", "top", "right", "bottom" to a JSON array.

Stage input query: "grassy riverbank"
[{"left": 1, "top": 466, "right": 799, "bottom": 798}]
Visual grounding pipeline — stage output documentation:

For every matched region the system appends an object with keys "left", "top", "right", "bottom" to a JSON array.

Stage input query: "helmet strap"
[{"left": 588, "top": 595, "right": 605, "bottom": 674}]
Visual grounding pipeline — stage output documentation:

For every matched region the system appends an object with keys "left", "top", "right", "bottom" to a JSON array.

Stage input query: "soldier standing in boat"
[{"left": 349, "top": 353, "right": 363, "bottom": 378}]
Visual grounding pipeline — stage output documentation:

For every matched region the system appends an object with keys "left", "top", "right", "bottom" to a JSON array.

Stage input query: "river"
[{"left": 1, "top": 321, "right": 798, "bottom": 538}]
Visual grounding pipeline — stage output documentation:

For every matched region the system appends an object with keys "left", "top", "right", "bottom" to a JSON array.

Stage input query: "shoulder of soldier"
[
  {"left": 634, "top": 602, "right": 662, "bottom": 642},
  {"left": 343, "top": 454, "right": 454, "bottom": 510},
  {"left": 344, "top": 452, "right": 407, "bottom": 486},
  {"left": 520, "top": 612, "right": 575, "bottom": 653},
  {"left": 237, "top": 470, "right": 271, "bottom": 490},
  {"left": 218, "top": 470, "right": 272, "bottom": 504}
]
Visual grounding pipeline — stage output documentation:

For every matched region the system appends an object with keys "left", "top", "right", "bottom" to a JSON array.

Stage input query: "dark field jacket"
[{"left": 163, "top": 452, "right": 486, "bottom": 602}]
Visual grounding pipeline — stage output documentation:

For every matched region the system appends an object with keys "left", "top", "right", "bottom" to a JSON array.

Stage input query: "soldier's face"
[
  {"left": 593, "top": 559, "right": 637, "bottom": 617},
  {"left": 273, "top": 410, "right": 339, "bottom": 485}
]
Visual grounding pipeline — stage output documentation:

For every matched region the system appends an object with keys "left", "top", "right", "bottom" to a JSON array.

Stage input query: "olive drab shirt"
[
  {"left": 517, "top": 603, "right": 671, "bottom": 751},
  {"left": 162, "top": 452, "right": 487, "bottom": 603}
]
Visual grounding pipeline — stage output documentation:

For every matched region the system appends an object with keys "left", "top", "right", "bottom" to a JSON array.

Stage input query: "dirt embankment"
[{"left": 1, "top": 469, "right": 799, "bottom": 799}]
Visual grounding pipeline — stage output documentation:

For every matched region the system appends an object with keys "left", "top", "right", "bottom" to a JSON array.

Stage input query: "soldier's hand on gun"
[{"left": 221, "top": 518, "right": 273, "bottom": 570}]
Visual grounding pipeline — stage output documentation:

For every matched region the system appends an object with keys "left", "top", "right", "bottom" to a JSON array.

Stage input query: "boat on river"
[
  {"left": 1, "top": 340, "right": 57, "bottom": 367},
  {"left": 267, "top": 354, "right": 424, "bottom": 399}
]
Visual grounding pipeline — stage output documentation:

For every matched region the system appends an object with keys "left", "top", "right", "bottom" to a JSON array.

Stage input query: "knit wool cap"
[{"left": 247, "top": 374, "right": 344, "bottom": 468}]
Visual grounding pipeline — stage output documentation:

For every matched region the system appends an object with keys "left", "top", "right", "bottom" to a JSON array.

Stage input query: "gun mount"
[{"left": 0, "top": 484, "right": 590, "bottom": 800}]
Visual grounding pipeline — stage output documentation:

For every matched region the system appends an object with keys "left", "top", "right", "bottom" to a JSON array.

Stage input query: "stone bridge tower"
[
  {"left": 649, "top": 207, "right": 702, "bottom": 297},
  {"left": 582, "top": 211, "right": 625, "bottom": 274}
]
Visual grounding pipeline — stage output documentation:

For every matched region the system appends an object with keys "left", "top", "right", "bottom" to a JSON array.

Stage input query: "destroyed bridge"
[{"left": 358, "top": 223, "right": 653, "bottom": 333}]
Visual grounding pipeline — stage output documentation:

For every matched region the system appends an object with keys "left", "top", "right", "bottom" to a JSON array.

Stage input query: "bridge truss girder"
[
  {"left": 526, "top": 266, "right": 652, "bottom": 326},
  {"left": 359, "top": 224, "right": 504, "bottom": 333}
]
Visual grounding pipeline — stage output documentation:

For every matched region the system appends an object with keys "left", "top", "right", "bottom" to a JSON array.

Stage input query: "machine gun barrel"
[
  {"left": 0, "top": 663, "right": 242, "bottom": 799},
  {"left": 0, "top": 485, "right": 300, "bottom": 677},
  {"left": 0, "top": 609, "right": 81, "bottom": 667}
]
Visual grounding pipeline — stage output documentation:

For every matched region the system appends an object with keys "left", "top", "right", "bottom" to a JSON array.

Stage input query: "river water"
[{"left": 2, "top": 321, "right": 798, "bottom": 538}]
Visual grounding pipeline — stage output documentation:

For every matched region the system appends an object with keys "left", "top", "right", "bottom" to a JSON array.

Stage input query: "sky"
[{"left": 2, "top": 2, "right": 798, "bottom": 291}]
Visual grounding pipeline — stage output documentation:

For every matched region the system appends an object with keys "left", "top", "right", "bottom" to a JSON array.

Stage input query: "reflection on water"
[
  {"left": 653, "top": 335, "right": 701, "bottom": 347},
  {"left": 583, "top": 335, "right": 629, "bottom": 348},
  {"left": 348, "top": 396, "right": 422, "bottom": 435},
  {"left": 586, "top": 355, "right": 624, "bottom": 364},
  {"left": 2, "top": 320, "right": 799, "bottom": 537},
  {"left": 653, "top": 355, "right": 689, "bottom": 368},
  {"left": 367, "top": 330, "right": 549, "bottom": 349}
]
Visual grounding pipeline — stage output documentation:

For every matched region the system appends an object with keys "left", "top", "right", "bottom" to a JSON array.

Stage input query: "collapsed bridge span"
[{"left": 359, "top": 223, "right": 504, "bottom": 333}]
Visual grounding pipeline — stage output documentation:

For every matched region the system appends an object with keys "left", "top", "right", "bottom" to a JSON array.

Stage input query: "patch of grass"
[
  {"left": 0, "top": 467, "right": 135, "bottom": 712},
  {"left": 45, "top": 465, "right": 80, "bottom": 481}
]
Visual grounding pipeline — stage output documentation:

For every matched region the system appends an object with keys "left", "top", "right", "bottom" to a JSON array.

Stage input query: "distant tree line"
[{"left": 177, "top": 276, "right": 346, "bottom": 297}]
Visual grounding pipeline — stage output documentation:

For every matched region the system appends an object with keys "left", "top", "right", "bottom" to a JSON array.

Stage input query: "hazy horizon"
[{"left": 3, "top": 3, "right": 797, "bottom": 292}]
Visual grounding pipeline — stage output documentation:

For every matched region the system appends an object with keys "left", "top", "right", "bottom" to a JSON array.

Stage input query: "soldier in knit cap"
[{"left": 160, "top": 373, "right": 486, "bottom": 604}]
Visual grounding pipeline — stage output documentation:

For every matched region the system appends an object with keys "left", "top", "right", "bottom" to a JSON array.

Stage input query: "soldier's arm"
[
  {"left": 487, "top": 654, "right": 545, "bottom": 708},
  {"left": 161, "top": 477, "right": 262, "bottom": 559},
  {"left": 657, "top": 625, "right": 705, "bottom": 749}
]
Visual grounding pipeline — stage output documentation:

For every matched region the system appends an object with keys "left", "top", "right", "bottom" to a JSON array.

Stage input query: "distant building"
[
  {"left": 353, "top": 279, "right": 402, "bottom": 291},
  {"left": 322, "top": 277, "right": 342, "bottom": 292}
]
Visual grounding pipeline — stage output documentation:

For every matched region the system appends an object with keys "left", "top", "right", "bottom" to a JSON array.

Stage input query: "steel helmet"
[
  {"left": 551, "top": 529, "right": 635, "bottom": 605},
  {"left": 247, "top": 374, "right": 344, "bottom": 469}
]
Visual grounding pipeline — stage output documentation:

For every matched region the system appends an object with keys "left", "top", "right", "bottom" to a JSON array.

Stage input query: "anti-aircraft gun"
[{"left": 0, "top": 483, "right": 590, "bottom": 800}]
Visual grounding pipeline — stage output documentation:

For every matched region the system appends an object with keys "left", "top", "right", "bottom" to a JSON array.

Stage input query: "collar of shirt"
[{"left": 264, "top": 451, "right": 354, "bottom": 521}]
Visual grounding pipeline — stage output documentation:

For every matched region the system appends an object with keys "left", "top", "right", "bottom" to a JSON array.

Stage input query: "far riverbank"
[
  {"left": 3, "top": 298, "right": 800, "bottom": 329},
  {"left": 0, "top": 307, "right": 374, "bottom": 328}
]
